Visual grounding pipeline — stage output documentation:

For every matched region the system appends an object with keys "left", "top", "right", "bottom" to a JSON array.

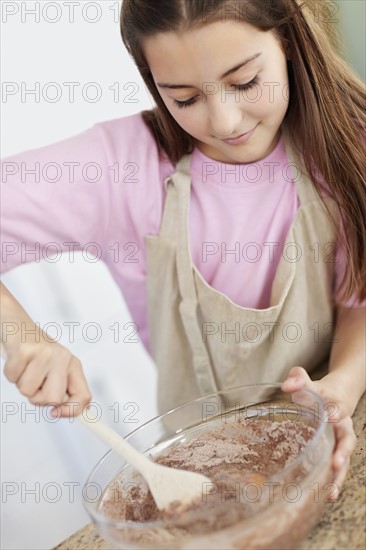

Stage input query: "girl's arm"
[
  {"left": 1, "top": 281, "right": 91, "bottom": 416},
  {"left": 281, "top": 304, "right": 365, "bottom": 500},
  {"left": 1, "top": 124, "right": 112, "bottom": 414},
  {"left": 324, "top": 305, "right": 366, "bottom": 415}
]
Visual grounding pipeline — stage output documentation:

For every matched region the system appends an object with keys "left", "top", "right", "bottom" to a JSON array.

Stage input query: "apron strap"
[
  {"left": 159, "top": 175, "right": 180, "bottom": 239},
  {"left": 160, "top": 154, "right": 199, "bottom": 238},
  {"left": 168, "top": 154, "right": 219, "bottom": 396}
]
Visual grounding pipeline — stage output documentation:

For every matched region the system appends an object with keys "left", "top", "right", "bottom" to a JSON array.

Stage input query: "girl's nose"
[{"left": 208, "top": 94, "right": 244, "bottom": 138}]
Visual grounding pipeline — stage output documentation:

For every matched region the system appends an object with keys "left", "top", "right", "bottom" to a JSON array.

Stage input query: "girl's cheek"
[
  {"left": 239, "top": 91, "right": 267, "bottom": 118},
  {"left": 241, "top": 85, "right": 262, "bottom": 107},
  {"left": 163, "top": 99, "right": 194, "bottom": 127},
  {"left": 174, "top": 111, "right": 202, "bottom": 136},
  {"left": 250, "top": 82, "right": 289, "bottom": 117}
]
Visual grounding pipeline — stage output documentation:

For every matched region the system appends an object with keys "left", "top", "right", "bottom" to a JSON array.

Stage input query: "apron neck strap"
[
  {"left": 160, "top": 153, "right": 192, "bottom": 239},
  {"left": 162, "top": 154, "right": 219, "bottom": 396}
]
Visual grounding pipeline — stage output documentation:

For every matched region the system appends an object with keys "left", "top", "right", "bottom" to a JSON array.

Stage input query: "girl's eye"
[
  {"left": 172, "top": 76, "right": 259, "bottom": 109},
  {"left": 234, "top": 76, "right": 259, "bottom": 92},
  {"left": 172, "top": 96, "right": 198, "bottom": 109}
]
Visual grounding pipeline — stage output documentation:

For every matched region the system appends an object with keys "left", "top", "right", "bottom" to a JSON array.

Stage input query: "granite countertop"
[{"left": 55, "top": 392, "right": 366, "bottom": 550}]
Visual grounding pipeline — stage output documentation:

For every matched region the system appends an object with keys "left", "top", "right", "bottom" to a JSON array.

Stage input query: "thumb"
[
  {"left": 281, "top": 366, "right": 312, "bottom": 391},
  {"left": 281, "top": 366, "right": 319, "bottom": 409}
]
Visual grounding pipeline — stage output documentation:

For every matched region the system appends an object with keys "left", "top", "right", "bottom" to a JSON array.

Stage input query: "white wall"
[
  {"left": 1, "top": 1, "right": 157, "bottom": 548},
  {"left": 1, "top": 0, "right": 154, "bottom": 156},
  {"left": 336, "top": 0, "right": 366, "bottom": 81}
]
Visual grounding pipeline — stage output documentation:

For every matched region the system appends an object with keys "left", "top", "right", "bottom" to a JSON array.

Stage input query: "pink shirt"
[{"left": 1, "top": 113, "right": 363, "bottom": 352}]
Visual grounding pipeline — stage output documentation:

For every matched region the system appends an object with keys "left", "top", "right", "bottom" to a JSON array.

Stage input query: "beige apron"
[{"left": 145, "top": 128, "right": 339, "bottom": 415}]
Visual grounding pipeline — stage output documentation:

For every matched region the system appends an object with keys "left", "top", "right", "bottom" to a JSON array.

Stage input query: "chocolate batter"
[{"left": 99, "top": 416, "right": 316, "bottom": 541}]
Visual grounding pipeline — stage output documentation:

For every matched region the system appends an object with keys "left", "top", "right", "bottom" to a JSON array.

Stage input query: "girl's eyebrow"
[{"left": 156, "top": 52, "right": 262, "bottom": 89}]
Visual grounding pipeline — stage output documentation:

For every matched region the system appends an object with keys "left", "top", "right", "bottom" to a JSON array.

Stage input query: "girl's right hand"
[
  {"left": 2, "top": 331, "right": 92, "bottom": 417},
  {"left": 1, "top": 282, "right": 92, "bottom": 416}
]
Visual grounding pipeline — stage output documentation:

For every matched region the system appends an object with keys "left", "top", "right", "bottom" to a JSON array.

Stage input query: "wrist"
[
  {"left": 321, "top": 370, "right": 363, "bottom": 416},
  {"left": 1, "top": 289, "right": 39, "bottom": 353}
]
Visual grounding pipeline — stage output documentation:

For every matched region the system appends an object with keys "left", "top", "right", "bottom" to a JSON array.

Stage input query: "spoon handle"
[
  {"left": 0, "top": 344, "right": 151, "bottom": 477},
  {"left": 76, "top": 413, "right": 151, "bottom": 474}
]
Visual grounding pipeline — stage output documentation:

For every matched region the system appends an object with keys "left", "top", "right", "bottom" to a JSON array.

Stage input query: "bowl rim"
[{"left": 83, "top": 382, "right": 334, "bottom": 538}]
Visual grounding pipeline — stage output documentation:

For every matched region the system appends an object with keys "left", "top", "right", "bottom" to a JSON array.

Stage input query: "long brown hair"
[{"left": 120, "top": 0, "right": 366, "bottom": 303}]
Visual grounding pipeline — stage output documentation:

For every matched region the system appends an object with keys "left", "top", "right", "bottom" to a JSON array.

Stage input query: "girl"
[{"left": 1, "top": 0, "right": 365, "bottom": 503}]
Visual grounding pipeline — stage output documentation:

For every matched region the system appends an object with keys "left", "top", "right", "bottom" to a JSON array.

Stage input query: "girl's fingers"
[
  {"left": 281, "top": 371, "right": 357, "bottom": 503},
  {"left": 281, "top": 366, "right": 318, "bottom": 407},
  {"left": 3, "top": 353, "right": 28, "bottom": 384},
  {"left": 327, "top": 417, "right": 356, "bottom": 501},
  {"left": 281, "top": 366, "right": 311, "bottom": 391},
  {"left": 52, "top": 402, "right": 81, "bottom": 418},
  {"left": 4, "top": 344, "right": 52, "bottom": 389},
  {"left": 329, "top": 457, "right": 350, "bottom": 501},
  {"left": 332, "top": 417, "right": 357, "bottom": 471},
  {"left": 51, "top": 359, "right": 92, "bottom": 417},
  {"left": 2, "top": 339, "right": 91, "bottom": 418},
  {"left": 29, "top": 366, "right": 68, "bottom": 406},
  {"left": 14, "top": 355, "right": 51, "bottom": 398}
]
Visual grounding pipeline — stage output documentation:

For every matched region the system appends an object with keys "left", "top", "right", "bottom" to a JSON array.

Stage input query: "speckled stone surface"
[
  {"left": 299, "top": 390, "right": 366, "bottom": 550},
  {"left": 55, "top": 392, "right": 366, "bottom": 550}
]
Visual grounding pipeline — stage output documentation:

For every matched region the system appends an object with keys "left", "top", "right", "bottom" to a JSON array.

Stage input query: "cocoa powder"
[{"left": 100, "top": 417, "right": 316, "bottom": 538}]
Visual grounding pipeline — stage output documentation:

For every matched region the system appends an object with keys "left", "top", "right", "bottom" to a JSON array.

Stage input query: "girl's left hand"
[{"left": 281, "top": 366, "right": 357, "bottom": 501}]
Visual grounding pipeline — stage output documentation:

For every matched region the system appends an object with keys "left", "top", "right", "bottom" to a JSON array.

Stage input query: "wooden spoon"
[
  {"left": 77, "top": 412, "right": 211, "bottom": 511},
  {"left": 0, "top": 343, "right": 211, "bottom": 511}
]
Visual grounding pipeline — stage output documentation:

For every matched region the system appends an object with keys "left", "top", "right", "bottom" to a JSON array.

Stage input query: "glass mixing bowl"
[{"left": 83, "top": 384, "right": 335, "bottom": 549}]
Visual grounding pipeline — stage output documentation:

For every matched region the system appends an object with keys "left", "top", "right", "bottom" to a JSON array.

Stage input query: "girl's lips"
[{"left": 222, "top": 125, "right": 258, "bottom": 145}]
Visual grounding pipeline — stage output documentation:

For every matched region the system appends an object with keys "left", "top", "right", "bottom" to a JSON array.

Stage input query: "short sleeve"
[
  {"left": 333, "top": 240, "right": 366, "bottom": 308},
  {"left": 1, "top": 125, "right": 111, "bottom": 274}
]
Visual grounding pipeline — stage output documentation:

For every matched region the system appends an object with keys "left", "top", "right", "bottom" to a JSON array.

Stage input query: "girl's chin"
[{"left": 195, "top": 141, "right": 264, "bottom": 164}]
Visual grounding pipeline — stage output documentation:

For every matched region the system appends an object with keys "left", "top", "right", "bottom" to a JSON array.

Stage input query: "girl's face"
[{"left": 142, "top": 20, "right": 290, "bottom": 164}]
